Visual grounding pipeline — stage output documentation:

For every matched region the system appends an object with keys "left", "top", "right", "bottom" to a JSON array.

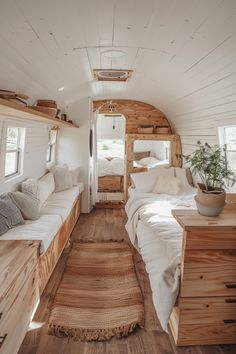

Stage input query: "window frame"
[
  {"left": 1, "top": 123, "right": 25, "bottom": 181},
  {"left": 46, "top": 128, "right": 58, "bottom": 163},
  {"left": 218, "top": 125, "right": 236, "bottom": 173}
]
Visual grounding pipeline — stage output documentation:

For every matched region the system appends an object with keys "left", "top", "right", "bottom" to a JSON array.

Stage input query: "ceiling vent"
[{"left": 93, "top": 69, "right": 133, "bottom": 82}]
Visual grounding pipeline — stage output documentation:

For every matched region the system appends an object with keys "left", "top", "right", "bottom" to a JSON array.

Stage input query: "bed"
[
  {"left": 97, "top": 157, "right": 124, "bottom": 192},
  {"left": 125, "top": 166, "right": 197, "bottom": 331}
]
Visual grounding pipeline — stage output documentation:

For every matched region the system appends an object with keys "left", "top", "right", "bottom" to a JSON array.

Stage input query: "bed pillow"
[
  {"left": 138, "top": 156, "right": 161, "bottom": 167},
  {"left": 134, "top": 151, "right": 151, "bottom": 161},
  {"left": 130, "top": 166, "right": 175, "bottom": 193},
  {"left": 152, "top": 175, "right": 181, "bottom": 195},
  {"left": 175, "top": 167, "right": 194, "bottom": 192},
  {"left": 0, "top": 195, "right": 24, "bottom": 236},
  {"left": 52, "top": 164, "right": 73, "bottom": 192},
  {"left": 8, "top": 191, "right": 40, "bottom": 220}
]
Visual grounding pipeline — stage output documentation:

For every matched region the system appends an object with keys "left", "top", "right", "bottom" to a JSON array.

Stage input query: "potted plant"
[{"left": 184, "top": 141, "right": 235, "bottom": 216}]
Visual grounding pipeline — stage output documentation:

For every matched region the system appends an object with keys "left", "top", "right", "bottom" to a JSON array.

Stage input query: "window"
[
  {"left": 219, "top": 126, "right": 236, "bottom": 173},
  {"left": 47, "top": 128, "right": 57, "bottom": 162},
  {"left": 97, "top": 139, "right": 124, "bottom": 159},
  {"left": 5, "top": 127, "right": 24, "bottom": 178}
]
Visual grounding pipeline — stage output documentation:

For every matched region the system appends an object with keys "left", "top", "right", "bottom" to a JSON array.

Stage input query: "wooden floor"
[{"left": 19, "top": 209, "right": 236, "bottom": 354}]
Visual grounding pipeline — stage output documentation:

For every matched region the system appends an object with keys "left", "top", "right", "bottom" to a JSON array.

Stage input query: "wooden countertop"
[
  {"left": 171, "top": 209, "right": 236, "bottom": 231},
  {"left": 0, "top": 240, "right": 40, "bottom": 298}
]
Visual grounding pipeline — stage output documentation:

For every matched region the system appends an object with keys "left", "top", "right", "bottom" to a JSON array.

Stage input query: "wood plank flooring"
[{"left": 18, "top": 209, "right": 236, "bottom": 354}]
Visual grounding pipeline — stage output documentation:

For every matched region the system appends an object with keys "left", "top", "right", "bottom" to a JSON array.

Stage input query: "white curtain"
[{"left": 90, "top": 110, "right": 98, "bottom": 206}]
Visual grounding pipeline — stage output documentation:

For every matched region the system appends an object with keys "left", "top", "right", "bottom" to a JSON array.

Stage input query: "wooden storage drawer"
[
  {"left": 98, "top": 176, "right": 122, "bottom": 192},
  {"left": 185, "top": 230, "right": 236, "bottom": 250},
  {"left": 178, "top": 297, "right": 236, "bottom": 325},
  {"left": 0, "top": 244, "right": 38, "bottom": 322},
  {"left": 181, "top": 250, "right": 236, "bottom": 297},
  {"left": 170, "top": 306, "right": 236, "bottom": 346},
  {"left": 0, "top": 268, "right": 39, "bottom": 354}
]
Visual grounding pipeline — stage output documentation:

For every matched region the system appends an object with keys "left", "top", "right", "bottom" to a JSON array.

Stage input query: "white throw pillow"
[
  {"left": 22, "top": 178, "right": 40, "bottom": 202},
  {"left": 70, "top": 167, "right": 81, "bottom": 186},
  {"left": 152, "top": 175, "right": 181, "bottom": 195},
  {"left": 38, "top": 172, "right": 55, "bottom": 206},
  {"left": 52, "top": 165, "right": 73, "bottom": 192},
  {"left": 175, "top": 167, "right": 194, "bottom": 192},
  {"left": 130, "top": 166, "right": 175, "bottom": 193}
]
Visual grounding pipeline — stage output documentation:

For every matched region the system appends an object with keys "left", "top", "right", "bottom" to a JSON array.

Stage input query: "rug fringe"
[
  {"left": 48, "top": 320, "right": 143, "bottom": 342},
  {"left": 74, "top": 239, "right": 125, "bottom": 243}
]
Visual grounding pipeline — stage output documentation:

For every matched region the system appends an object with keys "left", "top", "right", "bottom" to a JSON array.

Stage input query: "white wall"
[
  {"left": 97, "top": 115, "right": 125, "bottom": 140},
  {"left": 56, "top": 97, "right": 91, "bottom": 213},
  {"left": 0, "top": 116, "right": 49, "bottom": 194}
]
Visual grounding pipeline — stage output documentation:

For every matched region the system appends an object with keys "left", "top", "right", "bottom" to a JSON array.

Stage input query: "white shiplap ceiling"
[{"left": 0, "top": 0, "right": 236, "bottom": 123}]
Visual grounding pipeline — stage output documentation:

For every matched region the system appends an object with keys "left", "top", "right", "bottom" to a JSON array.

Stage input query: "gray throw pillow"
[
  {"left": 0, "top": 194, "right": 24, "bottom": 236},
  {"left": 8, "top": 191, "right": 40, "bottom": 220}
]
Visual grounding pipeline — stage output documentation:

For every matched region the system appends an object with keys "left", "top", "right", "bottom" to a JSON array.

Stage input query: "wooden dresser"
[
  {"left": 0, "top": 240, "right": 39, "bottom": 354},
  {"left": 170, "top": 209, "right": 236, "bottom": 346}
]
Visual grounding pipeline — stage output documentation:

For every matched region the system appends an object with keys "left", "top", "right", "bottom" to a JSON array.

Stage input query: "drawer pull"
[
  {"left": 225, "top": 283, "right": 236, "bottom": 289},
  {"left": 0, "top": 334, "right": 7, "bottom": 348},
  {"left": 224, "top": 319, "right": 236, "bottom": 324},
  {"left": 225, "top": 299, "right": 236, "bottom": 303},
  {"left": 0, "top": 313, "right": 2, "bottom": 320}
]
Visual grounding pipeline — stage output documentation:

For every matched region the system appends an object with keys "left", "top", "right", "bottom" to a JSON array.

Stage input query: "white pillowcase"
[
  {"left": 22, "top": 178, "right": 40, "bottom": 202},
  {"left": 138, "top": 156, "right": 160, "bottom": 166},
  {"left": 152, "top": 175, "right": 181, "bottom": 195},
  {"left": 130, "top": 166, "right": 175, "bottom": 193},
  {"left": 38, "top": 172, "right": 55, "bottom": 206},
  {"left": 70, "top": 167, "right": 81, "bottom": 186},
  {"left": 175, "top": 167, "right": 194, "bottom": 192},
  {"left": 52, "top": 165, "right": 73, "bottom": 192}
]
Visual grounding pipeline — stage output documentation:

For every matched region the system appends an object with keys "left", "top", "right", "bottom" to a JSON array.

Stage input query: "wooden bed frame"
[
  {"left": 39, "top": 195, "right": 81, "bottom": 294},
  {"left": 98, "top": 175, "right": 124, "bottom": 193}
]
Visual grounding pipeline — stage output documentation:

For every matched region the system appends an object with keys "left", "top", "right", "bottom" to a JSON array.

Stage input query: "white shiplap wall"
[{"left": 0, "top": 117, "right": 50, "bottom": 194}]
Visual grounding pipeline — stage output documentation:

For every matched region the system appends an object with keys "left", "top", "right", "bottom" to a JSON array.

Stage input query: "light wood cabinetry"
[
  {"left": 0, "top": 241, "right": 39, "bottom": 354},
  {"left": 170, "top": 209, "right": 236, "bottom": 346}
]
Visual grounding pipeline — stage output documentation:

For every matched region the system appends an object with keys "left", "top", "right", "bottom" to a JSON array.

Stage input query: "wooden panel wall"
[
  {"left": 93, "top": 100, "right": 172, "bottom": 134},
  {"left": 0, "top": 117, "right": 51, "bottom": 194}
]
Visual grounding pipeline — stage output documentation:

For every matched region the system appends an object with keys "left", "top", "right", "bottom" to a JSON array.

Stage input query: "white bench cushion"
[
  {"left": 41, "top": 184, "right": 83, "bottom": 222},
  {"left": 0, "top": 214, "right": 62, "bottom": 254}
]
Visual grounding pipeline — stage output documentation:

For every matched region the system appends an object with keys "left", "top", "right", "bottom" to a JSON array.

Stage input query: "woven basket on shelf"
[
  {"left": 137, "top": 126, "right": 154, "bottom": 134},
  {"left": 30, "top": 105, "right": 58, "bottom": 117}
]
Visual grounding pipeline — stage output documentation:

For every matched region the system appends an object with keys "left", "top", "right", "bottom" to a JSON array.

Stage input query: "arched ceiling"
[{"left": 0, "top": 0, "right": 236, "bottom": 128}]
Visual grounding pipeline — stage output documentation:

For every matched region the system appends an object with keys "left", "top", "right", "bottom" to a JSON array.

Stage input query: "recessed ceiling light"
[
  {"left": 102, "top": 50, "right": 126, "bottom": 58},
  {"left": 58, "top": 86, "right": 64, "bottom": 91}
]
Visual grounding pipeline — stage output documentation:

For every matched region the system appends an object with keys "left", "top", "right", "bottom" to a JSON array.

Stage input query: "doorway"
[{"left": 96, "top": 114, "right": 126, "bottom": 204}]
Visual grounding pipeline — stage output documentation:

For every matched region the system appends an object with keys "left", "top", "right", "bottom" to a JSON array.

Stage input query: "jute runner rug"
[{"left": 48, "top": 241, "right": 144, "bottom": 341}]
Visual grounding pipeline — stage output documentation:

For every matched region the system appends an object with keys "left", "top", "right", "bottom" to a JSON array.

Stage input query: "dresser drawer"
[
  {"left": 181, "top": 250, "right": 236, "bottom": 297},
  {"left": 0, "top": 268, "right": 39, "bottom": 354},
  {"left": 0, "top": 245, "right": 38, "bottom": 322},
  {"left": 170, "top": 306, "right": 236, "bottom": 346},
  {"left": 178, "top": 297, "right": 236, "bottom": 325}
]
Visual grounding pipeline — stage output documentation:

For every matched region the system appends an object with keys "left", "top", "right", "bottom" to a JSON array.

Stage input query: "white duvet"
[
  {"left": 125, "top": 190, "right": 196, "bottom": 331},
  {"left": 98, "top": 157, "right": 124, "bottom": 176}
]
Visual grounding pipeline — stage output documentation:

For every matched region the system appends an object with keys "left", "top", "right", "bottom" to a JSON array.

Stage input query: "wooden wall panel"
[{"left": 93, "top": 100, "right": 172, "bottom": 134}]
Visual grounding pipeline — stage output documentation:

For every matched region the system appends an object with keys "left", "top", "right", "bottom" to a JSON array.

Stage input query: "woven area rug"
[{"left": 48, "top": 241, "right": 144, "bottom": 341}]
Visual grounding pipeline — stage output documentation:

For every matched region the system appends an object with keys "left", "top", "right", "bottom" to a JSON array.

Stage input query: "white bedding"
[
  {"left": 125, "top": 189, "right": 196, "bottom": 331},
  {"left": 98, "top": 158, "right": 124, "bottom": 176},
  {"left": 134, "top": 157, "right": 168, "bottom": 169}
]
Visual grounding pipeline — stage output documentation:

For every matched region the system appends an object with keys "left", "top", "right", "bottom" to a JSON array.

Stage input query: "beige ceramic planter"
[{"left": 195, "top": 183, "right": 225, "bottom": 216}]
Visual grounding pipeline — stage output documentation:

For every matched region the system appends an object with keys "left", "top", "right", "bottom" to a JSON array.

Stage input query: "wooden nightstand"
[
  {"left": 170, "top": 209, "right": 236, "bottom": 346},
  {"left": 0, "top": 240, "right": 40, "bottom": 354}
]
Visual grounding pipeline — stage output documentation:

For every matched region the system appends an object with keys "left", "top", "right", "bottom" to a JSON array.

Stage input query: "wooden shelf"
[{"left": 0, "top": 98, "right": 79, "bottom": 128}]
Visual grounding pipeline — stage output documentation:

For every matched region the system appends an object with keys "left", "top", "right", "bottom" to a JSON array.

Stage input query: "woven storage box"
[
  {"left": 155, "top": 127, "right": 169, "bottom": 134},
  {"left": 137, "top": 126, "right": 154, "bottom": 134}
]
